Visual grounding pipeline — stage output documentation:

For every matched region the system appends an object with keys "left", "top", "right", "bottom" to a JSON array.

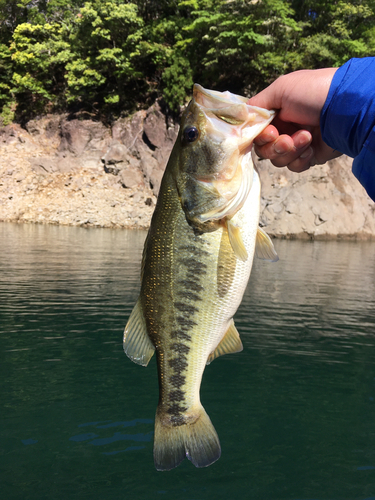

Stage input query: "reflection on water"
[
  {"left": 1, "top": 223, "right": 375, "bottom": 500},
  {"left": 69, "top": 418, "right": 154, "bottom": 454}
]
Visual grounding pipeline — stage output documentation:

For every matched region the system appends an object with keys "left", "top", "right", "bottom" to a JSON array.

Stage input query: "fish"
[{"left": 123, "top": 84, "right": 278, "bottom": 471}]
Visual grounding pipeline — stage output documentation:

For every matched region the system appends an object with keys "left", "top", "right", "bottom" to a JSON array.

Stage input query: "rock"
[
  {"left": 112, "top": 111, "right": 147, "bottom": 153},
  {"left": 110, "top": 103, "right": 177, "bottom": 195},
  {"left": 103, "top": 164, "right": 120, "bottom": 175},
  {"left": 58, "top": 119, "right": 111, "bottom": 156},
  {"left": 29, "top": 157, "right": 82, "bottom": 174},
  {"left": 25, "top": 115, "right": 62, "bottom": 149},
  {"left": 0, "top": 124, "right": 20, "bottom": 144},
  {"left": 102, "top": 142, "right": 129, "bottom": 165},
  {"left": 148, "top": 168, "right": 164, "bottom": 195},
  {"left": 102, "top": 141, "right": 144, "bottom": 184},
  {"left": 143, "top": 102, "right": 167, "bottom": 149},
  {"left": 257, "top": 155, "right": 375, "bottom": 239},
  {"left": 0, "top": 103, "right": 374, "bottom": 238},
  {"left": 118, "top": 168, "right": 144, "bottom": 189},
  {"left": 0, "top": 123, "right": 34, "bottom": 147}
]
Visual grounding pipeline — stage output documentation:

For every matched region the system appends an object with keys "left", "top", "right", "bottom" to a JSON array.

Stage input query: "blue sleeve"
[{"left": 320, "top": 57, "right": 375, "bottom": 201}]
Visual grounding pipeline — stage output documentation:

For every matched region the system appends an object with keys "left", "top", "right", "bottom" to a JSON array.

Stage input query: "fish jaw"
[{"left": 176, "top": 84, "right": 274, "bottom": 229}]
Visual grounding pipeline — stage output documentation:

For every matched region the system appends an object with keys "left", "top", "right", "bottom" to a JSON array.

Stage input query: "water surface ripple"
[{"left": 1, "top": 223, "right": 374, "bottom": 500}]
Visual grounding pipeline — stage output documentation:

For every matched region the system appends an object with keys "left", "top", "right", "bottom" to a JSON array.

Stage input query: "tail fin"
[{"left": 154, "top": 405, "right": 221, "bottom": 471}]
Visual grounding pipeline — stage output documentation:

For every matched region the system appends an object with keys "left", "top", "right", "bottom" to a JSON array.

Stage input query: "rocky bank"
[{"left": 0, "top": 103, "right": 374, "bottom": 239}]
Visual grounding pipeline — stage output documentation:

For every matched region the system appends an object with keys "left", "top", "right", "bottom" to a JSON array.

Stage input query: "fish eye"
[{"left": 184, "top": 126, "right": 199, "bottom": 143}]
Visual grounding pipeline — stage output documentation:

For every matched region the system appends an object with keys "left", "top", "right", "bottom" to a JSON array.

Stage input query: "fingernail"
[
  {"left": 300, "top": 147, "right": 313, "bottom": 159},
  {"left": 294, "top": 132, "right": 312, "bottom": 149},
  {"left": 274, "top": 142, "right": 290, "bottom": 154}
]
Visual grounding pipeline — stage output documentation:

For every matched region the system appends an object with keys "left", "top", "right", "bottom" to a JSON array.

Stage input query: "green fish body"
[{"left": 123, "top": 85, "right": 277, "bottom": 471}]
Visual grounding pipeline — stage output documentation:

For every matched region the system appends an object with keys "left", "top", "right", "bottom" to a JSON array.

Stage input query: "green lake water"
[{"left": 1, "top": 222, "right": 375, "bottom": 500}]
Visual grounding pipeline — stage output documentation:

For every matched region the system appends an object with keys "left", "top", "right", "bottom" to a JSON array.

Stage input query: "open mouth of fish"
[{"left": 191, "top": 84, "right": 275, "bottom": 223}]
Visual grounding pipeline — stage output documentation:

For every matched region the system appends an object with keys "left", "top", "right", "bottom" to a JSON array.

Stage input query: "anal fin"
[
  {"left": 206, "top": 319, "right": 243, "bottom": 365},
  {"left": 255, "top": 227, "right": 279, "bottom": 262},
  {"left": 123, "top": 297, "right": 155, "bottom": 366}
]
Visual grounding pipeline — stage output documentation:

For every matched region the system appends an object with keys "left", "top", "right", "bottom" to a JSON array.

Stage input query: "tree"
[{"left": 1, "top": 0, "right": 375, "bottom": 121}]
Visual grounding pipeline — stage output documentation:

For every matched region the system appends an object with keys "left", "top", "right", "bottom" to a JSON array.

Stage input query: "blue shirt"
[{"left": 320, "top": 57, "right": 375, "bottom": 201}]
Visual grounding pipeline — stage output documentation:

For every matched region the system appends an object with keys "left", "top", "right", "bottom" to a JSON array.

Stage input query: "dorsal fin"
[
  {"left": 255, "top": 227, "right": 279, "bottom": 262},
  {"left": 206, "top": 320, "right": 243, "bottom": 365},
  {"left": 123, "top": 298, "right": 155, "bottom": 366},
  {"left": 227, "top": 219, "right": 248, "bottom": 262}
]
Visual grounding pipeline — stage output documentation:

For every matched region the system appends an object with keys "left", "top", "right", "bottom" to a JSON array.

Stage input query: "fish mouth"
[
  {"left": 191, "top": 84, "right": 275, "bottom": 223},
  {"left": 193, "top": 83, "right": 275, "bottom": 151}
]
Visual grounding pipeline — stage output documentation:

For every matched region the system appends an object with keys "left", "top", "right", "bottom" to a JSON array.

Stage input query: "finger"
[
  {"left": 292, "top": 129, "right": 312, "bottom": 149},
  {"left": 247, "top": 83, "right": 282, "bottom": 111},
  {"left": 253, "top": 124, "right": 279, "bottom": 146},
  {"left": 257, "top": 130, "right": 312, "bottom": 167},
  {"left": 268, "top": 116, "right": 302, "bottom": 137},
  {"left": 285, "top": 147, "right": 314, "bottom": 173},
  {"left": 254, "top": 117, "right": 303, "bottom": 145},
  {"left": 254, "top": 134, "right": 294, "bottom": 160}
]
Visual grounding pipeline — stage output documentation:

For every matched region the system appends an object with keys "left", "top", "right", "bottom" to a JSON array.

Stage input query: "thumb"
[{"left": 247, "top": 80, "right": 282, "bottom": 110}]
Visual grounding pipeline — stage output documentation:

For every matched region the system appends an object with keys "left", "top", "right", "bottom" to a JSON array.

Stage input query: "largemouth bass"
[{"left": 123, "top": 84, "right": 277, "bottom": 471}]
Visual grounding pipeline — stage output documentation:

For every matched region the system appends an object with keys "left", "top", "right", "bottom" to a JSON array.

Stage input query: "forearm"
[{"left": 321, "top": 57, "right": 375, "bottom": 201}]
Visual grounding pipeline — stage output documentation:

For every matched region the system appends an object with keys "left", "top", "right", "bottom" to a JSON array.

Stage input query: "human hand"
[{"left": 247, "top": 68, "right": 342, "bottom": 172}]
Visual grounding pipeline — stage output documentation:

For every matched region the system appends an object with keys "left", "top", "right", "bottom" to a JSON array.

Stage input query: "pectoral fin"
[
  {"left": 206, "top": 320, "right": 243, "bottom": 365},
  {"left": 255, "top": 227, "right": 279, "bottom": 262},
  {"left": 227, "top": 220, "right": 248, "bottom": 262},
  {"left": 123, "top": 298, "right": 155, "bottom": 366}
]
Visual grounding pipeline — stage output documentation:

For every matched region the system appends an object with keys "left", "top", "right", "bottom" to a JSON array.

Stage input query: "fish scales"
[{"left": 123, "top": 84, "right": 277, "bottom": 471}]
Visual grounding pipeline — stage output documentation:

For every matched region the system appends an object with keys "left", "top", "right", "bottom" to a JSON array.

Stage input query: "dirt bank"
[{"left": 0, "top": 104, "right": 374, "bottom": 239}]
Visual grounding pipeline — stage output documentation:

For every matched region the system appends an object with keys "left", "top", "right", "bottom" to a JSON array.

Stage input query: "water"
[{"left": 1, "top": 223, "right": 375, "bottom": 500}]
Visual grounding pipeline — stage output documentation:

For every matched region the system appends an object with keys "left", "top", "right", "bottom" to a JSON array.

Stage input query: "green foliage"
[
  {"left": 289, "top": 0, "right": 375, "bottom": 69},
  {"left": 0, "top": 100, "right": 16, "bottom": 125},
  {"left": 0, "top": 0, "right": 375, "bottom": 120},
  {"left": 10, "top": 21, "right": 72, "bottom": 115},
  {"left": 162, "top": 55, "right": 193, "bottom": 110},
  {"left": 0, "top": 43, "right": 12, "bottom": 101},
  {"left": 64, "top": 1, "right": 144, "bottom": 109}
]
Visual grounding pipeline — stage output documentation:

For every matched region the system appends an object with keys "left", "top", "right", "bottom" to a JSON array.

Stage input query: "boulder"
[
  {"left": 112, "top": 110, "right": 147, "bottom": 153},
  {"left": 143, "top": 103, "right": 167, "bottom": 149},
  {"left": 118, "top": 167, "right": 144, "bottom": 189},
  {"left": 102, "top": 141, "right": 143, "bottom": 181},
  {"left": 0, "top": 123, "right": 34, "bottom": 147},
  {"left": 25, "top": 115, "right": 62, "bottom": 148},
  {"left": 102, "top": 142, "right": 129, "bottom": 165},
  {"left": 58, "top": 119, "right": 111, "bottom": 157},
  {"left": 2, "top": 99, "right": 374, "bottom": 239},
  {"left": 109, "top": 101, "right": 178, "bottom": 195}
]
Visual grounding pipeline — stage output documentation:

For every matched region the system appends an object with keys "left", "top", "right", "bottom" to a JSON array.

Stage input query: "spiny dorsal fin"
[
  {"left": 206, "top": 320, "right": 243, "bottom": 365},
  {"left": 123, "top": 298, "right": 155, "bottom": 366},
  {"left": 227, "top": 220, "right": 248, "bottom": 262},
  {"left": 255, "top": 227, "right": 279, "bottom": 262}
]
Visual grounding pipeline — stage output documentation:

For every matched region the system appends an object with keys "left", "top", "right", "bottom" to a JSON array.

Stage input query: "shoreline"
[
  {"left": 1, "top": 109, "right": 374, "bottom": 240},
  {"left": 1, "top": 218, "right": 375, "bottom": 242}
]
